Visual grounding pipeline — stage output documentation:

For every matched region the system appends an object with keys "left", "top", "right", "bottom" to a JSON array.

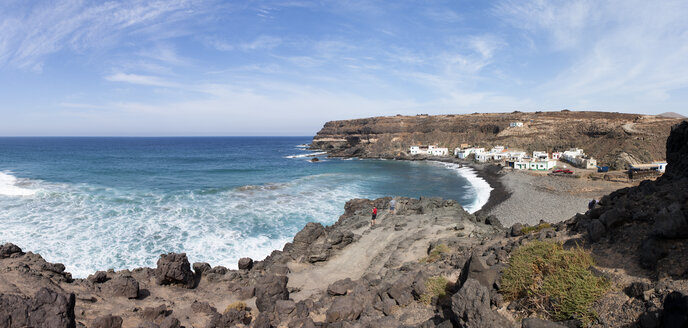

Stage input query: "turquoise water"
[{"left": 0, "top": 137, "right": 489, "bottom": 277}]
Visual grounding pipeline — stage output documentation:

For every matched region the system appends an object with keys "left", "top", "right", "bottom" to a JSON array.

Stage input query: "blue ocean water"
[{"left": 0, "top": 137, "right": 490, "bottom": 277}]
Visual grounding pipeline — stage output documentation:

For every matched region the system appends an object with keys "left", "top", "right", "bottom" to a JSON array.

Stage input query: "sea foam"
[
  {"left": 0, "top": 172, "right": 38, "bottom": 196},
  {"left": 432, "top": 162, "right": 493, "bottom": 214}
]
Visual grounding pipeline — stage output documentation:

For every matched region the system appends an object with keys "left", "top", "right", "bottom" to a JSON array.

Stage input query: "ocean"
[{"left": 0, "top": 137, "right": 491, "bottom": 277}]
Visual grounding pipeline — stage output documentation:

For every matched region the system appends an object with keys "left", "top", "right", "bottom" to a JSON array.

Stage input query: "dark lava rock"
[
  {"left": 159, "top": 317, "right": 181, "bottom": 328},
  {"left": 0, "top": 288, "right": 76, "bottom": 328},
  {"left": 92, "top": 314, "right": 123, "bottom": 328},
  {"left": 461, "top": 253, "right": 500, "bottom": 289},
  {"left": 451, "top": 279, "right": 512, "bottom": 328},
  {"left": 639, "top": 238, "right": 668, "bottom": 270},
  {"left": 207, "top": 309, "right": 252, "bottom": 327},
  {"left": 88, "top": 271, "right": 109, "bottom": 284},
  {"left": 651, "top": 206, "right": 688, "bottom": 239},
  {"left": 587, "top": 219, "right": 606, "bottom": 242},
  {"left": 326, "top": 295, "right": 363, "bottom": 323},
  {"left": 155, "top": 253, "right": 195, "bottom": 288},
  {"left": 661, "top": 291, "right": 688, "bottom": 327},
  {"left": 624, "top": 282, "right": 652, "bottom": 299},
  {"left": 255, "top": 274, "right": 289, "bottom": 312},
  {"left": 327, "top": 278, "right": 355, "bottom": 296},
  {"left": 665, "top": 121, "right": 688, "bottom": 179},
  {"left": 192, "top": 262, "right": 211, "bottom": 276},
  {"left": 105, "top": 275, "right": 139, "bottom": 299},
  {"left": 238, "top": 257, "right": 254, "bottom": 270},
  {"left": 0, "top": 243, "right": 23, "bottom": 258},
  {"left": 510, "top": 223, "right": 523, "bottom": 237},
  {"left": 521, "top": 318, "right": 568, "bottom": 328}
]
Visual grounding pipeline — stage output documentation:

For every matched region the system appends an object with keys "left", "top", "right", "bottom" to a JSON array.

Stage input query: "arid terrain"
[{"left": 312, "top": 111, "right": 683, "bottom": 169}]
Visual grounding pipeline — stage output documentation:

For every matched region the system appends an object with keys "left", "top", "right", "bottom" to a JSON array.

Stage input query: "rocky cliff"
[{"left": 312, "top": 111, "right": 683, "bottom": 169}]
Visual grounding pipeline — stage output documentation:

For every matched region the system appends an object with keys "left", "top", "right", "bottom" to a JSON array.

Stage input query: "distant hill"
[
  {"left": 657, "top": 112, "right": 687, "bottom": 118},
  {"left": 312, "top": 111, "right": 685, "bottom": 169}
]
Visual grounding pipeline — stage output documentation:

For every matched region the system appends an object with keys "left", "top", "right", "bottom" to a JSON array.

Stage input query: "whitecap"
[
  {"left": 0, "top": 172, "right": 38, "bottom": 196},
  {"left": 430, "top": 162, "right": 492, "bottom": 214},
  {"left": 284, "top": 151, "right": 327, "bottom": 158}
]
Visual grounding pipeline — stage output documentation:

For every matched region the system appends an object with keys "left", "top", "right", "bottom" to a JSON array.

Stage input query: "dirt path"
[{"left": 287, "top": 210, "right": 475, "bottom": 301}]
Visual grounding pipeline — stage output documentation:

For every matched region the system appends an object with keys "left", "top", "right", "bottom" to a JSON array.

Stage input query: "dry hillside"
[{"left": 312, "top": 111, "right": 682, "bottom": 169}]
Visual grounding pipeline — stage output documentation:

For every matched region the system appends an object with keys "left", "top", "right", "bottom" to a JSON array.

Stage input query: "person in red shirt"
[{"left": 371, "top": 207, "right": 378, "bottom": 226}]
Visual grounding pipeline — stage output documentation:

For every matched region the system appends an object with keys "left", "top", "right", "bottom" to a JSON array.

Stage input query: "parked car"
[{"left": 553, "top": 169, "right": 573, "bottom": 174}]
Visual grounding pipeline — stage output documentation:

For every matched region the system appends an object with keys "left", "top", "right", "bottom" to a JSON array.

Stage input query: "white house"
[
  {"left": 476, "top": 152, "right": 493, "bottom": 162},
  {"left": 509, "top": 161, "right": 529, "bottom": 170},
  {"left": 508, "top": 151, "right": 526, "bottom": 162},
  {"left": 552, "top": 152, "right": 562, "bottom": 160},
  {"left": 510, "top": 122, "right": 524, "bottom": 127},
  {"left": 656, "top": 162, "right": 668, "bottom": 172},
  {"left": 409, "top": 146, "right": 425, "bottom": 155},
  {"left": 456, "top": 147, "right": 485, "bottom": 159},
  {"left": 430, "top": 147, "right": 449, "bottom": 156},
  {"left": 492, "top": 153, "right": 508, "bottom": 161},
  {"left": 490, "top": 146, "right": 506, "bottom": 153},
  {"left": 533, "top": 151, "right": 549, "bottom": 161},
  {"left": 529, "top": 160, "right": 557, "bottom": 171}
]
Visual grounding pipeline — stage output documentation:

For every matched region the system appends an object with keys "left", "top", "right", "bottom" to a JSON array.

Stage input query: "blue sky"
[{"left": 1, "top": 0, "right": 687, "bottom": 136}]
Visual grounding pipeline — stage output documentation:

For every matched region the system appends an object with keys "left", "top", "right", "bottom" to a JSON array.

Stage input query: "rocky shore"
[{"left": 1, "top": 120, "right": 687, "bottom": 328}]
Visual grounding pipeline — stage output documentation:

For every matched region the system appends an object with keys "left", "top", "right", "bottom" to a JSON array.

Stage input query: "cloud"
[
  {"left": 0, "top": 0, "right": 207, "bottom": 70},
  {"left": 240, "top": 35, "right": 282, "bottom": 51},
  {"left": 105, "top": 73, "right": 179, "bottom": 88}
]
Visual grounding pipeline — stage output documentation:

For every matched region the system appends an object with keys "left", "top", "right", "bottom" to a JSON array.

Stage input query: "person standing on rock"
[
  {"left": 371, "top": 206, "right": 378, "bottom": 226},
  {"left": 389, "top": 198, "right": 397, "bottom": 215}
]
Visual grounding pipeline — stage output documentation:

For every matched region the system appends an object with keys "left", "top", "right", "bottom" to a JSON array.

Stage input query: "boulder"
[
  {"left": 387, "top": 284, "right": 414, "bottom": 307},
  {"left": 326, "top": 295, "right": 363, "bottom": 322},
  {"left": 661, "top": 291, "right": 688, "bottom": 327},
  {"left": 651, "top": 206, "right": 688, "bottom": 239},
  {"left": 293, "top": 222, "right": 325, "bottom": 245},
  {"left": 192, "top": 262, "right": 211, "bottom": 275},
  {"left": 238, "top": 257, "right": 253, "bottom": 270},
  {"left": 155, "top": 253, "right": 195, "bottom": 288},
  {"left": 0, "top": 288, "right": 76, "bottom": 328},
  {"left": 510, "top": 223, "right": 523, "bottom": 237},
  {"left": 141, "top": 305, "right": 170, "bottom": 322},
  {"left": 255, "top": 274, "right": 289, "bottom": 312},
  {"left": 88, "top": 271, "right": 109, "bottom": 284},
  {"left": 624, "top": 282, "right": 652, "bottom": 299},
  {"left": 451, "top": 279, "right": 512, "bottom": 328},
  {"left": 92, "top": 315, "right": 123, "bottom": 328},
  {"left": 105, "top": 275, "right": 139, "bottom": 299},
  {"left": 461, "top": 253, "right": 500, "bottom": 289},
  {"left": 587, "top": 219, "right": 606, "bottom": 242},
  {"left": 159, "top": 317, "right": 181, "bottom": 328},
  {"left": 190, "top": 300, "right": 217, "bottom": 314},
  {"left": 206, "top": 309, "right": 252, "bottom": 327},
  {"left": 327, "top": 278, "right": 355, "bottom": 296},
  {"left": 664, "top": 121, "right": 688, "bottom": 179},
  {"left": 0, "top": 243, "right": 23, "bottom": 258},
  {"left": 238, "top": 286, "right": 256, "bottom": 300}
]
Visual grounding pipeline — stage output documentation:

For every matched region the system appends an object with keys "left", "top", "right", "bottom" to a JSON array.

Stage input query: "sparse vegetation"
[
  {"left": 224, "top": 301, "right": 247, "bottom": 313},
  {"left": 419, "top": 276, "right": 450, "bottom": 305},
  {"left": 521, "top": 223, "right": 551, "bottom": 234},
  {"left": 500, "top": 241, "right": 611, "bottom": 326},
  {"left": 419, "top": 243, "right": 450, "bottom": 263}
]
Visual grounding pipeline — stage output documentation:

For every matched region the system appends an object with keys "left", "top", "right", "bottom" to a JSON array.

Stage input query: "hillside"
[{"left": 312, "top": 111, "right": 683, "bottom": 169}]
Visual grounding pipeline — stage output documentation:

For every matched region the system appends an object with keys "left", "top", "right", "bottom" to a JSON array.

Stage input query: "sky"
[{"left": 0, "top": 0, "right": 687, "bottom": 136}]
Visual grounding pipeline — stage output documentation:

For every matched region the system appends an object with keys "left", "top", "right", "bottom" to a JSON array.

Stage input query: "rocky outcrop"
[
  {"left": 0, "top": 288, "right": 76, "bottom": 328},
  {"left": 312, "top": 111, "right": 682, "bottom": 169},
  {"left": 155, "top": 253, "right": 195, "bottom": 288}
]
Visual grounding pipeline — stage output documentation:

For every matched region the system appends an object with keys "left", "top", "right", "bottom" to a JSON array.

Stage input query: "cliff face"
[{"left": 312, "top": 111, "right": 683, "bottom": 169}]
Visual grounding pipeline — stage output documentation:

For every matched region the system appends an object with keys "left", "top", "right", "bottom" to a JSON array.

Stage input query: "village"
[{"left": 407, "top": 121, "right": 668, "bottom": 178}]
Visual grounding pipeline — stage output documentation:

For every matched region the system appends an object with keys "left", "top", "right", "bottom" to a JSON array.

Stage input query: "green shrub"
[
  {"left": 521, "top": 223, "right": 551, "bottom": 234},
  {"left": 500, "top": 241, "right": 610, "bottom": 326},
  {"left": 419, "top": 276, "right": 449, "bottom": 305},
  {"left": 419, "top": 243, "right": 450, "bottom": 263}
]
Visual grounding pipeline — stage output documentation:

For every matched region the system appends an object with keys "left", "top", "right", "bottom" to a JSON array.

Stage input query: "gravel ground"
[{"left": 487, "top": 170, "right": 633, "bottom": 227}]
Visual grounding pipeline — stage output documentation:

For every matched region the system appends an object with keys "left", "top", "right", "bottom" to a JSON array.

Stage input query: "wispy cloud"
[
  {"left": 240, "top": 35, "right": 282, "bottom": 51},
  {"left": 0, "top": 0, "right": 207, "bottom": 70},
  {"left": 105, "top": 73, "right": 179, "bottom": 88}
]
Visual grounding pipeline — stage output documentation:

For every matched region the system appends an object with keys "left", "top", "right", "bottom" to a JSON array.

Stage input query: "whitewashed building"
[
  {"left": 429, "top": 147, "right": 449, "bottom": 156},
  {"left": 508, "top": 151, "right": 526, "bottom": 162},
  {"left": 510, "top": 122, "right": 524, "bottom": 127},
  {"left": 552, "top": 152, "right": 562, "bottom": 160},
  {"left": 490, "top": 146, "right": 506, "bottom": 153},
  {"left": 529, "top": 160, "right": 557, "bottom": 171},
  {"left": 476, "top": 153, "right": 494, "bottom": 162},
  {"left": 533, "top": 151, "right": 549, "bottom": 161},
  {"left": 456, "top": 147, "right": 485, "bottom": 159}
]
